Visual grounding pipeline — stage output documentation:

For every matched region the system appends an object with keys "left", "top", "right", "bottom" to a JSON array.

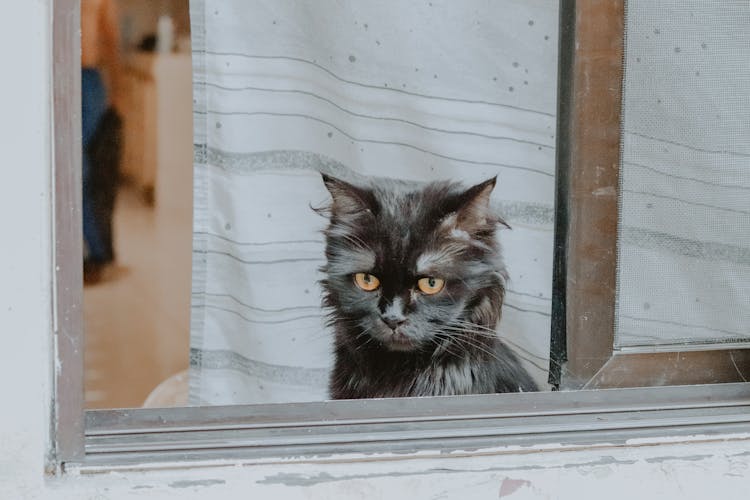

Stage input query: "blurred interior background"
[{"left": 83, "top": 0, "right": 192, "bottom": 409}]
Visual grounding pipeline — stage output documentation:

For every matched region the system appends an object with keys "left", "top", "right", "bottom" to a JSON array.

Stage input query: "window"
[
  {"left": 559, "top": 0, "right": 750, "bottom": 390},
  {"left": 52, "top": 0, "right": 750, "bottom": 471}
]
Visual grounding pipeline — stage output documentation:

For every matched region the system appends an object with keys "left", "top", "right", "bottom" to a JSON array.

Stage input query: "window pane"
[{"left": 615, "top": 0, "right": 750, "bottom": 349}]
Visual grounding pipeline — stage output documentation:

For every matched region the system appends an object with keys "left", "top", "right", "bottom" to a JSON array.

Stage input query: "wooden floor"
[{"left": 84, "top": 186, "right": 190, "bottom": 409}]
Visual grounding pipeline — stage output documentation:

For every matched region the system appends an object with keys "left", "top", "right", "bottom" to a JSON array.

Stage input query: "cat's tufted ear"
[
  {"left": 448, "top": 177, "right": 508, "bottom": 232},
  {"left": 321, "top": 174, "right": 376, "bottom": 217}
]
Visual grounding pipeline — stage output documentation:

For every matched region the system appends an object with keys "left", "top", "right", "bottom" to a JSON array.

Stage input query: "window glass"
[
  {"left": 81, "top": 0, "right": 749, "bottom": 411},
  {"left": 615, "top": 0, "right": 750, "bottom": 349}
]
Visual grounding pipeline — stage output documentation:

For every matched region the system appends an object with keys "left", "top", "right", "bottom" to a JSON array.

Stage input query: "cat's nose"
[{"left": 381, "top": 315, "right": 406, "bottom": 330}]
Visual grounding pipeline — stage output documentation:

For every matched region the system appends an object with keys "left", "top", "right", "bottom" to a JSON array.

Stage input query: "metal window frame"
[
  {"left": 76, "top": 383, "right": 750, "bottom": 471},
  {"left": 53, "top": 0, "right": 750, "bottom": 472},
  {"left": 53, "top": 0, "right": 85, "bottom": 464}
]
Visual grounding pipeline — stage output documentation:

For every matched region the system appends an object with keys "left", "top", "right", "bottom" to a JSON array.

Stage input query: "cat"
[{"left": 319, "top": 173, "right": 539, "bottom": 399}]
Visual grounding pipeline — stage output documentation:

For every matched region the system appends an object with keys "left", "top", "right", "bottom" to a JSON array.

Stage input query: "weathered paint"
[
  {"left": 2, "top": 3, "right": 750, "bottom": 500},
  {"left": 168, "top": 479, "right": 227, "bottom": 488},
  {"left": 26, "top": 439, "right": 750, "bottom": 499}
]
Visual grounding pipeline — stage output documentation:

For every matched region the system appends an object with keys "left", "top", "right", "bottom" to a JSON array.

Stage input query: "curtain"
[{"left": 189, "top": 0, "right": 558, "bottom": 404}]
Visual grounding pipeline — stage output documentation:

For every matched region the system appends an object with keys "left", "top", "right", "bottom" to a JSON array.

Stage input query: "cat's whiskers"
[
  {"left": 441, "top": 323, "right": 566, "bottom": 373},
  {"left": 447, "top": 319, "right": 554, "bottom": 363},
  {"left": 352, "top": 324, "right": 380, "bottom": 353},
  {"left": 340, "top": 232, "right": 369, "bottom": 250},
  {"left": 445, "top": 321, "right": 539, "bottom": 355},
  {"left": 428, "top": 335, "right": 464, "bottom": 360},
  {"left": 448, "top": 318, "right": 500, "bottom": 333},
  {"left": 434, "top": 330, "right": 504, "bottom": 364},
  {"left": 441, "top": 323, "right": 528, "bottom": 356},
  {"left": 357, "top": 336, "right": 376, "bottom": 352},
  {"left": 438, "top": 330, "right": 551, "bottom": 376},
  {"left": 328, "top": 224, "right": 371, "bottom": 251},
  {"left": 456, "top": 334, "right": 549, "bottom": 374}
]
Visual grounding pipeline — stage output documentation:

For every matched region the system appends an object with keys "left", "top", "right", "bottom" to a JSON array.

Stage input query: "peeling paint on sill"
[
  {"left": 257, "top": 456, "right": 639, "bottom": 487},
  {"left": 499, "top": 478, "right": 531, "bottom": 497},
  {"left": 625, "top": 432, "right": 750, "bottom": 446},
  {"left": 168, "top": 479, "right": 226, "bottom": 488},
  {"left": 645, "top": 454, "right": 714, "bottom": 463}
]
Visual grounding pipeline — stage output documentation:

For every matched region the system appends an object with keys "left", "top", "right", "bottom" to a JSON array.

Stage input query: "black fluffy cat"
[{"left": 319, "top": 173, "right": 538, "bottom": 399}]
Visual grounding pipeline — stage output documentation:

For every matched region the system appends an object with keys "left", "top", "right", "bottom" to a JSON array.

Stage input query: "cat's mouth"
[{"left": 383, "top": 330, "right": 416, "bottom": 351}]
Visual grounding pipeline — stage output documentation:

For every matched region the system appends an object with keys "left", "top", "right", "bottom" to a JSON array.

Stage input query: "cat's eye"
[
  {"left": 354, "top": 272, "right": 381, "bottom": 291},
  {"left": 417, "top": 277, "right": 445, "bottom": 295}
]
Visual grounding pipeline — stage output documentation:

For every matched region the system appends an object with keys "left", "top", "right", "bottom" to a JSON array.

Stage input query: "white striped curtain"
[{"left": 189, "top": 0, "right": 559, "bottom": 404}]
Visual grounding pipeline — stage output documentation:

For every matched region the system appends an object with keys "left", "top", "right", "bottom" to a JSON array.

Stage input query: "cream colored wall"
[{"left": 1, "top": 2, "right": 750, "bottom": 499}]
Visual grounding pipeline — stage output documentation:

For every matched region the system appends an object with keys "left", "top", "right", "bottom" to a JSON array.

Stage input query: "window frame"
[
  {"left": 75, "top": 383, "right": 750, "bottom": 471},
  {"left": 54, "top": 0, "right": 86, "bottom": 464},
  {"left": 53, "top": 0, "right": 750, "bottom": 472},
  {"left": 555, "top": 0, "right": 750, "bottom": 391}
]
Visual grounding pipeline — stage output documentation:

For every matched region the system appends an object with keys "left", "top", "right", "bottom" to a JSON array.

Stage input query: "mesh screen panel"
[{"left": 615, "top": 0, "right": 750, "bottom": 349}]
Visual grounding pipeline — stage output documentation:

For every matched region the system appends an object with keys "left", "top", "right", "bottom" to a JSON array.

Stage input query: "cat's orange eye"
[
  {"left": 417, "top": 277, "right": 445, "bottom": 295},
  {"left": 354, "top": 273, "right": 381, "bottom": 291}
]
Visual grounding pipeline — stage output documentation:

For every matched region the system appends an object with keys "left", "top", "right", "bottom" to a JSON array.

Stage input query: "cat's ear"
[
  {"left": 321, "top": 174, "right": 375, "bottom": 217},
  {"left": 449, "top": 177, "right": 508, "bottom": 232}
]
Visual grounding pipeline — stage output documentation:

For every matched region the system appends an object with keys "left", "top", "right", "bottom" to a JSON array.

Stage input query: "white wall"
[
  {"left": 0, "top": 0, "right": 55, "bottom": 495},
  {"left": 1, "top": 2, "right": 749, "bottom": 499}
]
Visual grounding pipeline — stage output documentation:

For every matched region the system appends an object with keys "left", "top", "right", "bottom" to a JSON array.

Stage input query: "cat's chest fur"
[
  {"left": 410, "top": 359, "right": 485, "bottom": 396},
  {"left": 330, "top": 347, "right": 496, "bottom": 398}
]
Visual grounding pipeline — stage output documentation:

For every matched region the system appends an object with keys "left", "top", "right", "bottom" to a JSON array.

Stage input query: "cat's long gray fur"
[{"left": 319, "top": 173, "right": 538, "bottom": 399}]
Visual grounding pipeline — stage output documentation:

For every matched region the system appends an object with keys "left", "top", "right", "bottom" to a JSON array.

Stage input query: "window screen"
[{"left": 615, "top": 0, "right": 750, "bottom": 349}]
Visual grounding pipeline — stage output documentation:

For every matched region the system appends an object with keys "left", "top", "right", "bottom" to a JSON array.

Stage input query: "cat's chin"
[
  {"left": 382, "top": 333, "right": 417, "bottom": 352},
  {"left": 385, "top": 342, "right": 415, "bottom": 352}
]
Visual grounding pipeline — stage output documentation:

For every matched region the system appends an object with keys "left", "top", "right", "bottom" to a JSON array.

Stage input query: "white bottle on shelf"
[{"left": 156, "top": 15, "right": 174, "bottom": 54}]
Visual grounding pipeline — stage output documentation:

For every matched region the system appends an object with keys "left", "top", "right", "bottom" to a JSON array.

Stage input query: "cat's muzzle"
[{"left": 383, "top": 329, "right": 416, "bottom": 351}]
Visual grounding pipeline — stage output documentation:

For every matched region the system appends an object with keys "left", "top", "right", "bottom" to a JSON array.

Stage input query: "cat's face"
[{"left": 320, "top": 174, "right": 507, "bottom": 353}]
